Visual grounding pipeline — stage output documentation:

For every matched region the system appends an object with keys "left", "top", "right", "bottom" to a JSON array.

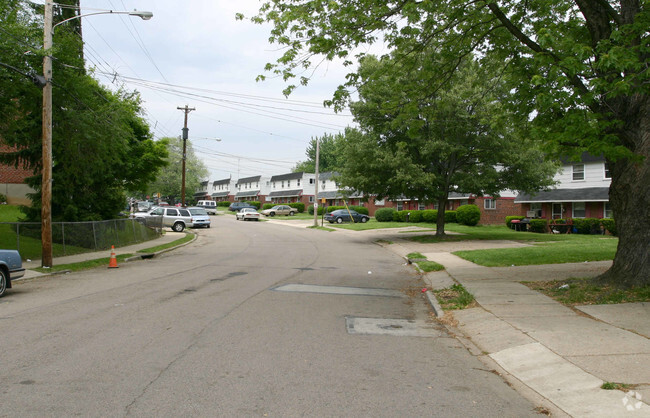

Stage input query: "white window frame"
[
  {"left": 396, "top": 202, "right": 404, "bottom": 211},
  {"left": 572, "top": 202, "right": 586, "bottom": 218},
  {"left": 604, "top": 163, "right": 611, "bottom": 179},
  {"left": 573, "top": 164, "right": 585, "bottom": 181},
  {"left": 604, "top": 202, "right": 613, "bottom": 218},
  {"left": 484, "top": 199, "right": 496, "bottom": 210}
]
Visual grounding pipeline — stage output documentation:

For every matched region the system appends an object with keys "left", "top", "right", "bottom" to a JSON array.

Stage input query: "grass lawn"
[
  {"left": 0, "top": 204, "right": 24, "bottom": 222},
  {"left": 522, "top": 277, "right": 650, "bottom": 305}
]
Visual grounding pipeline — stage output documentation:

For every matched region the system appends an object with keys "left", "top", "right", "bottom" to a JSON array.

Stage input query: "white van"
[{"left": 196, "top": 200, "right": 217, "bottom": 215}]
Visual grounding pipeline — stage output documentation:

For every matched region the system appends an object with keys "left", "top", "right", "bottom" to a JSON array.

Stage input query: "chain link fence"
[{"left": 0, "top": 218, "right": 161, "bottom": 260}]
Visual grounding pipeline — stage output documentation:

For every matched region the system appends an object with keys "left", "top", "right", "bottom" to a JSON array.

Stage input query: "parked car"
[
  {"left": 324, "top": 209, "right": 370, "bottom": 224},
  {"left": 130, "top": 206, "right": 158, "bottom": 221},
  {"left": 229, "top": 202, "right": 256, "bottom": 212},
  {"left": 145, "top": 206, "right": 194, "bottom": 232},
  {"left": 0, "top": 249, "right": 25, "bottom": 297},
  {"left": 187, "top": 207, "right": 211, "bottom": 228},
  {"left": 236, "top": 207, "right": 261, "bottom": 221},
  {"left": 196, "top": 200, "right": 217, "bottom": 215},
  {"left": 261, "top": 205, "right": 298, "bottom": 217}
]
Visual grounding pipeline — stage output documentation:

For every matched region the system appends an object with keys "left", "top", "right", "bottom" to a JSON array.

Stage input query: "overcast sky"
[{"left": 76, "top": 0, "right": 358, "bottom": 181}]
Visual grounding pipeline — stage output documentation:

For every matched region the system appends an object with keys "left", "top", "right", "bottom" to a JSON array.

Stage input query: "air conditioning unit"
[{"left": 526, "top": 210, "right": 537, "bottom": 218}]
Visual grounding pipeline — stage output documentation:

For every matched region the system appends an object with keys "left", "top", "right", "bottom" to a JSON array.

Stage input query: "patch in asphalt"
[
  {"left": 345, "top": 317, "right": 442, "bottom": 337},
  {"left": 273, "top": 284, "right": 403, "bottom": 298}
]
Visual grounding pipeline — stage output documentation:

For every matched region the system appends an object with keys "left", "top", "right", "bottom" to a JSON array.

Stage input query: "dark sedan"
[{"left": 324, "top": 209, "right": 370, "bottom": 224}]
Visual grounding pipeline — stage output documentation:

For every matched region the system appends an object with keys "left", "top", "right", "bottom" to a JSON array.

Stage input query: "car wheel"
[
  {"left": 172, "top": 222, "right": 185, "bottom": 232},
  {"left": 207, "top": 225, "right": 211, "bottom": 228},
  {"left": 289, "top": 211, "right": 294, "bottom": 216},
  {"left": 269, "top": 212, "right": 275, "bottom": 217},
  {"left": 361, "top": 217, "right": 368, "bottom": 223},
  {"left": 336, "top": 217, "right": 343, "bottom": 224},
  {"left": 0, "top": 269, "right": 7, "bottom": 297}
]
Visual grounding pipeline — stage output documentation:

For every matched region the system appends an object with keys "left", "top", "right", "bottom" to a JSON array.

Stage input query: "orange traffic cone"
[{"left": 108, "top": 245, "right": 119, "bottom": 268}]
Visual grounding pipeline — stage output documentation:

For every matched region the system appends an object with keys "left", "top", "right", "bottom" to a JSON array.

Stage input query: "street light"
[{"left": 41, "top": 1, "right": 152, "bottom": 267}]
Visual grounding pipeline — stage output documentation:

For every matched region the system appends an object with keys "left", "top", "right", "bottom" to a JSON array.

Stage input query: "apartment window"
[
  {"left": 433, "top": 202, "right": 439, "bottom": 210},
  {"left": 484, "top": 199, "right": 496, "bottom": 210},
  {"left": 309, "top": 178, "right": 315, "bottom": 184},
  {"left": 573, "top": 202, "right": 586, "bottom": 218},
  {"left": 573, "top": 164, "right": 585, "bottom": 181},
  {"left": 604, "top": 163, "right": 611, "bottom": 179},
  {"left": 418, "top": 203, "right": 426, "bottom": 210},
  {"left": 288, "top": 180, "right": 291, "bottom": 187},
  {"left": 297, "top": 179, "right": 301, "bottom": 186},
  {"left": 273, "top": 182, "right": 276, "bottom": 188},
  {"left": 375, "top": 198, "right": 385, "bottom": 206},
  {"left": 321, "top": 180, "right": 326, "bottom": 190},
  {"left": 309, "top": 196, "right": 314, "bottom": 202},
  {"left": 396, "top": 202, "right": 404, "bottom": 211},
  {"left": 281, "top": 180, "right": 285, "bottom": 188},
  {"left": 604, "top": 202, "right": 613, "bottom": 218}
]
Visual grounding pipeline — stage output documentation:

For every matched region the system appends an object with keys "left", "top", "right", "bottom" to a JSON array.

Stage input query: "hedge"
[
  {"left": 601, "top": 218, "right": 616, "bottom": 236},
  {"left": 217, "top": 201, "right": 231, "bottom": 207},
  {"left": 456, "top": 204, "right": 481, "bottom": 226},
  {"left": 289, "top": 202, "right": 305, "bottom": 213},
  {"left": 528, "top": 219, "right": 548, "bottom": 233},
  {"left": 375, "top": 208, "right": 395, "bottom": 222}
]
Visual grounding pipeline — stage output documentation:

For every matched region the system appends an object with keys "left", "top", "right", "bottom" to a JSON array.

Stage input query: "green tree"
[
  {"left": 0, "top": 1, "right": 168, "bottom": 221},
  {"left": 145, "top": 136, "right": 208, "bottom": 204},
  {"left": 293, "top": 133, "right": 343, "bottom": 173},
  {"left": 338, "top": 54, "right": 556, "bottom": 235},
  {"left": 248, "top": 0, "right": 650, "bottom": 287}
]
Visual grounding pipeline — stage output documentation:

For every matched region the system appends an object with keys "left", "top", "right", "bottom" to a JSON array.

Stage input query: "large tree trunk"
[
  {"left": 435, "top": 197, "right": 447, "bottom": 236},
  {"left": 598, "top": 97, "right": 650, "bottom": 288}
]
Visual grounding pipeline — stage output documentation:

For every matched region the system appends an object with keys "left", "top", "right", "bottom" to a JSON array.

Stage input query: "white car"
[{"left": 236, "top": 208, "right": 261, "bottom": 221}]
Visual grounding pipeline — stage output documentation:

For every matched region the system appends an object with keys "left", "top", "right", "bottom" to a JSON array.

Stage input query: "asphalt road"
[{"left": 0, "top": 215, "right": 539, "bottom": 417}]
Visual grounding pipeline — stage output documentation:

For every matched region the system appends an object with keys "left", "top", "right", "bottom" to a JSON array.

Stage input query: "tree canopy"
[
  {"left": 338, "top": 53, "right": 556, "bottom": 234},
  {"left": 248, "top": 0, "right": 650, "bottom": 287},
  {"left": 145, "top": 136, "right": 208, "bottom": 204},
  {"left": 0, "top": 0, "right": 168, "bottom": 221},
  {"left": 292, "top": 133, "right": 343, "bottom": 173}
]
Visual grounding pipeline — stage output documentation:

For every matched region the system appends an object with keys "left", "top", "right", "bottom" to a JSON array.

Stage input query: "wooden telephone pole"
[{"left": 177, "top": 105, "right": 195, "bottom": 207}]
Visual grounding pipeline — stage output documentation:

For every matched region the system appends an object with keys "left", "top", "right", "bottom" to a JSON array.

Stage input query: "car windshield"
[{"left": 189, "top": 208, "right": 208, "bottom": 215}]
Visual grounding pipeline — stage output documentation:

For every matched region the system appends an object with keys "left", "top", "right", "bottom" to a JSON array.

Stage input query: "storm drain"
[
  {"left": 345, "top": 317, "right": 442, "bottom": 337},
  {"left": 273, "top": 284, "right": 403, "bottom": 298}
]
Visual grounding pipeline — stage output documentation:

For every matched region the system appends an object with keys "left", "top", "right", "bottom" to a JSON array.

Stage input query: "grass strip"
[
  {"left": 432, "top": 284, "right": 476, "bottom": 310},
  {"left": 417, "top": 261, "right": 445, "bottom": 272},
  {"left": 33, "top": 254, "right": 133, "bottom": 273},
  {"left": 136, "top": 233, "right": 194, "bottom": 253},
  {"left": 522, "top": 277, "right": 650, "bottom": 306}
]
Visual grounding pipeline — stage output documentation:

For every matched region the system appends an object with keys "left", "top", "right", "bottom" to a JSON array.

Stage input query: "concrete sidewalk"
[
  {"left": 385, "top": 236, "right": 649, "bottom": 417},
  {"left": 20, "top": 231, "right": 190, "bottom": 280}
]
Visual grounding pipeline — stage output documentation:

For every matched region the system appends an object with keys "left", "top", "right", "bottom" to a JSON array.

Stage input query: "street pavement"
[{"left": 15, "top": 219, "right": 649, "bottom": 417}]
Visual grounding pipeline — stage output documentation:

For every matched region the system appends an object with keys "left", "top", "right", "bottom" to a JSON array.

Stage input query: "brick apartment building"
[{"left": 0, "top": 143, "right": 35, "bottom": 205}]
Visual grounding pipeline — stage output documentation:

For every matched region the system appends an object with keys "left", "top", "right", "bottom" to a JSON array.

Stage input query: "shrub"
[
  {"left": 506, "top": 216, "right": 525, "bottom": 229},
  {"left": 217, "top": 201, "right": 231, "bottom": 207},
  {"left": 456, "top": 204, "right": 481, "bottom": 226},
  {"left": 262, "top": 203, "right": 274, "bottom": 210},
  {"left": 444, "top": 210, "right": 457, "bottom": 223},
  {"left": 601, "top": 218, "right": 616, "bottom": 236},
  {"left": 245, "top": 201, "right": 260, "bottom": 209},
  {"left": 393, "top": 210, "right": 409, "bottom": 222},
  {"left": 308, "top": 205, "right": 326, "bottom": 215},
  {"left": 572, "top": 218, "right": 603, "bottom": 234},
  {"left": 421, "top": 210, "right": 437, "bottom": 223},
  {"left": 408, "top": 210, "right": 423, "bottom": 223},
  {"left": 0, "top": 193, "right": 6, "bottom": 204},
  {"left": 289, "top": 202, "right": 305, "bottom": 213},
  {"left": 350, "top": 205, "right": 369, "bottom": 215},
  {"left": 528, "top": 219, "right": 548, "bottom": 233},
  {"left": 375, "top": 208, "right": 395, "bottom": 222}
]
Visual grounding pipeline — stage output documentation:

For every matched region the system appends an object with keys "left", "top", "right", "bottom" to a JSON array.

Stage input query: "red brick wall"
[
  {"left": 0, "top": 144, "right": 33, "bottom": 184},
  {"left": 474, "top": 197, "right": 526, "bottom": 225}
]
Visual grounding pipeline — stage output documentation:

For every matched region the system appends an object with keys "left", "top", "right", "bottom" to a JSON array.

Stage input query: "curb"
[{"left": 424, "top": 290, "right": 444, "bottom": 317}]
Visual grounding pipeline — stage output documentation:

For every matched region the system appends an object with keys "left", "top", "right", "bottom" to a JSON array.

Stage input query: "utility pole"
[
  {"left": 177, "top": 105, "right": 195, "bottom": 207},
  {"left": 313, "top": 138, "right": 320, "bottom": 227},
  {"left": 41, "top": 0, "right": 53, "bottom": 267}
]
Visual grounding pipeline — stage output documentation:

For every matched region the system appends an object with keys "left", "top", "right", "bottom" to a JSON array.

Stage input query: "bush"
[
  {"left": 601, "top": 218, "right": 616, "bottom": 236},
  {"left": 506, "top": 216, "right": 525, "bottom": 229},
  {"left": 456, "top": 204, "right": 481, "bottom": 226},
  {"left": 444, "top": 210, "right": 457, "bottom": 223},
  {"left": 0, "top": 193, "right": 6, "bottom": 204},
  {"left": 217, "top": 201, "right": 231, "bottom": 207},
  {"left": 528, "top": 219, "right": 548, "bottom": 233},
  {"left": 245, "top": 201, "right": 260, "bottom": 209},
  {"left": 289, "top": 202, "right": 305, "bottom": 213},
  {"left": 350, "top": 205, "right": 369, "bottom": 215},
  {"left": 375, "top": 208, "right": 395, "bottom": 222},
  {"left": 572, "top": 218, "right": 602, "bottom": 234},
  {"left": 421, "top": 210, "right": 437, "bottom": 223},
  {"left": 262, "top": 203, "right": 274, "bottom": 210},
  {"left": 308, "top": 205, "right": 326, "bottom": 215}
]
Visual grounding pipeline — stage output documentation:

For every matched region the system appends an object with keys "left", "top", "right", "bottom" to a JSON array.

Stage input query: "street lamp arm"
[{"left": 52, "top": 10, "right": 153, "bottom": 32}]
